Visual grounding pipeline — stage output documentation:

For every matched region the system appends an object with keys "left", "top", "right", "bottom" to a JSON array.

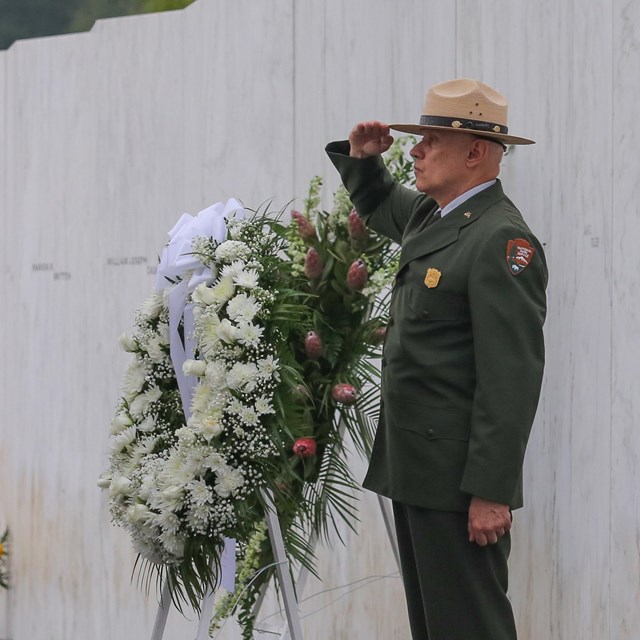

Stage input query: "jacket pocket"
[
  {"left": 390, "top": 396, "right": 471, "bottom": 442},
  {"left": 408, "top": 286, "right": 467, "bottom": 322}
]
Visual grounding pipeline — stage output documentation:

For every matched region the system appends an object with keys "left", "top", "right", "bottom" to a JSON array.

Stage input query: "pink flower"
[
  {"left": 304, "top": 247, "right": 323, "bottom": 279},
  {"left": 293, "top": 437, "right": 317, "bottom": 458},
  {"left": 348, "top": 209, "right": 369, "bottom": 243},
  {"left": 305, "top": 331, "right": 323, "bottom": 360},
  {"left": 291, "top": 210, "right": 317, "bottom": 242},
  {"left": 346, "top": 259, "right": 369, "bottom": 291},
  {"left": 331, "top": 383, "right": 358, "bottom": 405}
]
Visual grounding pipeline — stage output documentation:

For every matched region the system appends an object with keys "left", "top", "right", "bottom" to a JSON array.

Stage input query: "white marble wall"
[{"left": 0, "top": 0, "right": 638, "bottom": 638}]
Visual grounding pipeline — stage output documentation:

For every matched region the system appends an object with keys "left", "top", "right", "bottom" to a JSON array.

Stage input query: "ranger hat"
[{"left": 390, "top": 78, "right": 534, "bottom": 145}]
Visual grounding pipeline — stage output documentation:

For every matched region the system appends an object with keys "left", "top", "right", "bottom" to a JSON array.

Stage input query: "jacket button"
[
  {"left": 427, "top": 428, "right": 435, "bottom": 438},
  {"left": 422, "top": 311, "right": 430, "bottom": 319}
]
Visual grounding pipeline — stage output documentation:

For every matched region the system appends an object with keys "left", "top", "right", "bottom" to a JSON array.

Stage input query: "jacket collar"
[{"left": 398, "top": 179, "right": 505, "bottom": 271}]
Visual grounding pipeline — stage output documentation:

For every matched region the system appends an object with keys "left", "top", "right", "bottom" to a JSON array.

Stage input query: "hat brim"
[{"left": 389, "top": 123, "right": 535, "bottom": 146}]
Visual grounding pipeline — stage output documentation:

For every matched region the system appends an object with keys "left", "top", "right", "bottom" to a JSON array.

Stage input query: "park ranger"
[{"left": 326, "top": 78, "right": 548, "bottom": 640}]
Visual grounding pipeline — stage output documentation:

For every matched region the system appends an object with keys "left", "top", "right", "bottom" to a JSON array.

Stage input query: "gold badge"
[
  {"left": 424, "top": 268, "right": 442, "bottom": 288},
  {"left": 464, "top": 211, "right": 472, "bottom": 218},
  {"left": 451, "top": 120, "right": 462, "bottom": 128},
  {"left": 493, "top": 125, "right": 501, "bottom": 133}
]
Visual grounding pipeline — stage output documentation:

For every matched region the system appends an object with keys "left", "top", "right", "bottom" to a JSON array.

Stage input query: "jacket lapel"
[{"left": 398, "top": 180, "right": 506, "bottom": 271}]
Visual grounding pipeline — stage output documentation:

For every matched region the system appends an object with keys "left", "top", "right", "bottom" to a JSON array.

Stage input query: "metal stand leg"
[
  {"left": 150, "top": 579, "right": 172, "bottom": 640},
  {"left": 377, "top": 495, "right": 402, "bottom": 576},
  {"left": 260, "top": 488, "right": 304, "bottom": 640}
]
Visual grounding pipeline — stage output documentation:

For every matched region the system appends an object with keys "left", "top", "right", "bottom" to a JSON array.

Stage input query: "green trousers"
[{"left": 392, "top": 502, "right": 518, "bottom": 640}]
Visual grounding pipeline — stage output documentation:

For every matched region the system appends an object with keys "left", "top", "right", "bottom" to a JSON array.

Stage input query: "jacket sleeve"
[
  {"left": 325, "top": 140, "right": 428, "bottom": 244},
  {"left": 459, "top": 225, "right": 548, "bottom": 506}
]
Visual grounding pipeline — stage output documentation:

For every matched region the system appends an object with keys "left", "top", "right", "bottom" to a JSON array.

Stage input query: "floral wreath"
[{"left": 99, "top": 137, "right": 415, "bottom": 636}]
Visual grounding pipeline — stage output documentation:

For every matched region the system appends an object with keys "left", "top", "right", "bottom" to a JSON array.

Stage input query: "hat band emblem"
[{"left": 419, "top": 115, "right": 508, "bottom": 135}]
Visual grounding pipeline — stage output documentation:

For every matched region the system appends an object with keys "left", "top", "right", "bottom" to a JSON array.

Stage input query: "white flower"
[
  {"left": 227, "top": 293, "right": 260, "bottom": 322},
  {"left": 221, "top": 260, "right": 247, "bottom": 279},
  {"left": 140, "top": 291, "right": 164, "bottom": 320},
  {"left": 188, "top": 479, "right": 214, "bottom": 506},
  {"left": 160, "top": 485, "right": 186, "bottom": 511},
  {"left": 192, "top": 282, "right": 218, "bottom": 306},
  {"left": 119, "top": 333, "right": 137, "bottom": 352},
  {"left": 216, "top": 318, "right": 238, "bottom": 344},
  {"left": 236, "top": 321, "right": 264, "bottom": 348},
  {"left": 257, "top": 355, "right": 280, "bottom": 381},
  {"left": 198, "top": 313, "right": 221, "bottom": 354},
  {"left": 191, "top": 384, "right": 213, "bottom": 415},
  {"left": 233, "top": 268, "right": 260, "bottom": 289},
  {"left": 239, "top": 406, "right": 260, "bottom": 427},
  {"left": 110, "top": 412, "right": 133, "bottom": 435},
  {"left": 109, "top": 475, "right": 133, "bottom": 496},
  {"left": 214, "top": 468, "right": 244, "bottom": 498},
  {"left": 210, "top": 275, "right": 235, "bottom": 306},
  {"left": 137, "top": 414, "right": 157, "bottom": 433},
  {"left": 157, "top": 322, "right": 170, "bottom": 344},
  {"left": 110, "top": 425, "right": 137, "bottom": 453},
  {"left": 146, "top": 336, "right": 165, "bottom": 362},
  {"left": 205, "top": 361, "right": 228, "bottom": 389},
  {"left": 130, "top": 387, "right": 162, "bottom": 418},
  {"left": 122, "top": 361, "right": 146, "bottom": 400},
  {"left": 255, "top": 396, "right": 275, "bottom": 415},
  {"left": 182, "top": 359, "right": 207, "bottom": 377},
  {"left": 97, "top": 472, "right": 111, "bottom": 489},
  {"left": 126, "top": 503, "right": 150, "bottom": 525},
  {"left": 227, "top": 362, "right": 259, "bottom": 391},
  {"left": 215, "top": 240, "right": 250, "bottom": 263},
  {"left": 198, "top": 415, "right": 224, "bottom": 441}
]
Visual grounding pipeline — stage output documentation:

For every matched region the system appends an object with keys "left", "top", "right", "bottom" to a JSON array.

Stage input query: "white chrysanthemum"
[
  {"left": 257, "top": 355, "right": 280, "bottom": 381},
  {"left": 192, "top": 384, "right": 213, "bottom": 415},
  {"left": 216, "top": 318, "right": 238, "bottom": 344},
  {"left": 215, "top": 240, "right": 250, "bottom": 263},
  {"left": 227, "top": 362, "right": 259, "bottom": 391},
  {"left": 140, "top": 291, "right": 164, "bottom": 320},
  {"left": 239, "top": 406, "right": 260, "bottom": 427},
  {"left": 110, "top": 412, "right": 133, "bottom": 435},
  {"left": 214, "top": 468, "right": 244, "bottom": 498},
  {"left": 192, "top": 282, "right": 217, "bottom": 306},
  {"left": 137, "top": 414, "right": 157, "bottom": 433},
  {"left": 110, "top": 425, "right": 137, "bottom": 454},
  {"left": 157, "top": 322, "right": 170, "bottom": 344},
  {"left": 233, "top": 268, "right": 260, "bottom": 289},
  {"left": 122, "top": 361, "right": 147, "bottom": 400},
  {"left": 130, "top": 387, "right": 162, "bottom": 418},
  {"left": 236, "top": 321, "right": 264, "bottom": 348},
  {"left": 146, "top": 336, "right": 166, "bottom": 362},
  {"left": 188, "top": 478, "right": 214, "bottom": 506},
  {"left": 154, "top": 509, "right": 181, "bottom": 535},
  {"left": 157, "top": 485, "right": 185, "bottom": 512},
  {"left": 205, "top": 361, "right": 228, "bottom": 389},
  {"left": 221, "top": 260, "right": 247, "bottom": 279},
  {"left": 204, "top": 451, "right": 226, "bottom": 471},
  {"left": 126, "top": 503, "right": 150, "bottom": 525},
  {"left": 109, "top": 475, "right": 133, "bottom": 496},
  {"left": 160, "top": 531, "right": 185, "bottom": 558},
  {"left": 210, "top": 276, "right": 235, "bottom": 307},
  {"left": 227, "top": 293, "right": 260, "bottom": 322},
  {"left": 255, "top": 396, "right": 275, "bottom": 415},
  {"left": 195, "top": 413, "right": 224, "bottom": 442},
  {"left": 198, "top": 313, "right": 221, "bottom": 354}
]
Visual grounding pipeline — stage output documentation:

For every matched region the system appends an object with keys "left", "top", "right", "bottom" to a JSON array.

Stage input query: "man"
[{"left": 326, "top": 79, "right": 547, "bottom": 639}]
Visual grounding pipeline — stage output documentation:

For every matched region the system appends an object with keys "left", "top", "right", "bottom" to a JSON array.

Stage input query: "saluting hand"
[
  {"left": 348, "top": 121, "right": 394, "bottom": 158},
  {"left": 468, "top": 496, "right": 512, "bottom": 546}
]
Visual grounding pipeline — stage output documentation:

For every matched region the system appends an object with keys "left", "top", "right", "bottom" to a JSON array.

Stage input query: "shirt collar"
[{"left": 438, "top": 180, "right": 496, "bottom": 218}]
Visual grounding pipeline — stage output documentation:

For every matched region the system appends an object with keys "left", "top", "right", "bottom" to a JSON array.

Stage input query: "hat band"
[{"left": 419, "top": 115, "right": 508, "bottom": 135}]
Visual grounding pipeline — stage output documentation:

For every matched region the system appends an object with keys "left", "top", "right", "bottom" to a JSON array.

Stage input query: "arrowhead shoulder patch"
[{"left": 506, "top": 238, "right": 535, "bottom": 275}]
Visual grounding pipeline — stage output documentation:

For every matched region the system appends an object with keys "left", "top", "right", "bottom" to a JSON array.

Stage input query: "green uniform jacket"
[{"left": 327, "top": 141, "right": 548, "bottom": 512}]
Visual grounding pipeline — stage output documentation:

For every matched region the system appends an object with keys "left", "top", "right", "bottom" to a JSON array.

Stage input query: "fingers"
[
  {"left": 350, "top": 120, "right": 391, "bottom": 138},
  {"left": 348, "top": 121, "right": 393, "bottom": 158}
]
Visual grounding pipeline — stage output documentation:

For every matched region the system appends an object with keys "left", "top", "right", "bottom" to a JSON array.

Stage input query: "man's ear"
[{"left": 466, "top": 139, "right": 489, "bottom": 166}]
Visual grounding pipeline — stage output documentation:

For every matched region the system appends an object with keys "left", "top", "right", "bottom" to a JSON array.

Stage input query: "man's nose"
[{"left": 410, "top": 143, "right": 422, "bottom": 159}]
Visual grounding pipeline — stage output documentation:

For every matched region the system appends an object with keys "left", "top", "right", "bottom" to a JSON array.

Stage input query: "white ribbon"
[{"left": 156, "top": 198, "right": 246, "bottom": 594}]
